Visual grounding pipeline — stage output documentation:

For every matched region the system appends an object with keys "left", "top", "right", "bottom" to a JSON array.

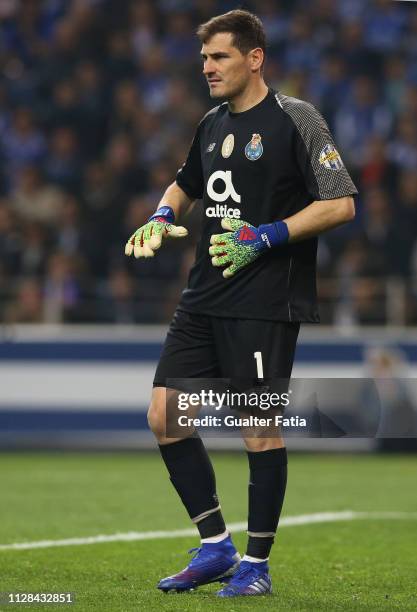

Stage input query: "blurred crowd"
[{"left": 1, "top": 0, "right": 417, "bottom": 325}]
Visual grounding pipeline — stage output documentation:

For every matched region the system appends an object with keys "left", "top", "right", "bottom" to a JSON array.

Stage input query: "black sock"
[
  {"left": 159, "top": 436, "right": 226, "bottom": 538},
  {"left": 246, "top": 447, "right": 288, "bottom": 559}
]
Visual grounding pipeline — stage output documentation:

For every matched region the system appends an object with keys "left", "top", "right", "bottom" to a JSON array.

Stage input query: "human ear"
[{"left": 249, "top": 47, "right": 264, "bottom": 72}]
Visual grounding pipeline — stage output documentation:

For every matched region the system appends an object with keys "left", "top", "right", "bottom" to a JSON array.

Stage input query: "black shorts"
[{"left": 153, "top": 309, "right": 300, "bottom": 387}]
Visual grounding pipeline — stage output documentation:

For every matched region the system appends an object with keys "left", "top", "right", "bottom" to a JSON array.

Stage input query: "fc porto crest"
[{"left": 245, "top": 133, "right": 263, "bottom": 161}]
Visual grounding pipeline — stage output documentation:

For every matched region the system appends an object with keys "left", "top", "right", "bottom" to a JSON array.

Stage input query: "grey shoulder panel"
[
  {"left": 201, "top": 102, "right": 227, "bottom": 124},
  {"left": 275, "top": 92, "right": 329, "bottom": 134},
  {"left": 274, "top": 92, "right": 358, "bottom": 200}
]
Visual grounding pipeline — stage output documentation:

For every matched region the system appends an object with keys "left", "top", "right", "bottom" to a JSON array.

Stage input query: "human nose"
[{"left": 203, "top": 58, "right": 215, "bottom": 75}]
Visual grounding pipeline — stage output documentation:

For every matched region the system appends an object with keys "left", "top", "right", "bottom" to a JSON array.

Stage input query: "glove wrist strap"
[
  {"left": 258, "top": 221, "right": 289, "bottom": 249},
  {"left": 148, "top": 205, "right": 175, "bottom": 224}
]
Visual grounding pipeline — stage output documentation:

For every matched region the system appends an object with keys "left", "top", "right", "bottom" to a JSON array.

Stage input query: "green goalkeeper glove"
[
  {"left": 209, "top": 217, "right": 289, "bottom": 278},
  {"left": 124, "top": 206, "right": 188, "bottom": 258}
]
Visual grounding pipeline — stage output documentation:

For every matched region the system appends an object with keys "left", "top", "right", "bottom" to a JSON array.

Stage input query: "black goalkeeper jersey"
[{"left": 175, "top": 88, "right": 357, "bottom": 322}]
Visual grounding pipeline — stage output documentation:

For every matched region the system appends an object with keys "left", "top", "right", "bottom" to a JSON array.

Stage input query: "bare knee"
[
  {"left": 147, "top": 405, "right": 164, "bottom": 440},
  {"left": 243, "top": 436, "right": 285, "bottom": 452},
  {"left": 147, "top": 387, "right": 185, "bottom": 444}
]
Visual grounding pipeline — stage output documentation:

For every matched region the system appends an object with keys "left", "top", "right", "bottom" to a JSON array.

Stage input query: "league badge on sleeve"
[
  {"left": 245, "top": 133, "right": 263, "bottom": 161},
  {"left": 319, "top": 144, "right": 344, "bottom": 170}
]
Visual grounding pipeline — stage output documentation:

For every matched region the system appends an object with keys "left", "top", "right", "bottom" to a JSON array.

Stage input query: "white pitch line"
[{"left": 1, "top": 511, "right": 417, "bottom": 552}]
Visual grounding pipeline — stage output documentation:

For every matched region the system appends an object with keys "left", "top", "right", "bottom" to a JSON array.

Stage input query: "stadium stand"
[{"left": 0, "top": 0, "right": 416, "bottom": 325}]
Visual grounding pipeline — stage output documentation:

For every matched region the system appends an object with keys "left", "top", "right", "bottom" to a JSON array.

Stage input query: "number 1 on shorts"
[{"left": 254, "top": 351, "right": 264, "bottom": 379}]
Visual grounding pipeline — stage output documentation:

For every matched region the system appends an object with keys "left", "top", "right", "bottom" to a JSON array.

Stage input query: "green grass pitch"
[{"left": 0, "top": 452, "right": 416, "bottom": 611}]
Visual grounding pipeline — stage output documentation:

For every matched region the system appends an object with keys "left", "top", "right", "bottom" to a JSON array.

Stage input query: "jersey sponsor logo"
[
  {"left": 207, "top": 170, "right": 241, "bottom": 203},
  {"left": 205, "top": 204, "right": 241, "bottom": 219},
  {"left": 319, "top": 144, "right": 344, "bottom": 170},
  {"left": 238, "top": 225, "right": 257, "bottom": 241},
  {"left": 221, "top": 133, "right": 235, "bottom": 158},
  {"left": 245, "top": 133, "right": 263, "bottom": 161},
  {"left": 206, "top": 142, "right": 216, "bottom": 152}
]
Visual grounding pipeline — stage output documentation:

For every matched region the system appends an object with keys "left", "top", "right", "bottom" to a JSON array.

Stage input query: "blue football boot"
[
  {"left": 157, "top": 535, "right": 241, "bottom": 593},
  {"left": 216, "top": 559, "right": 272, "bottom": 597}
]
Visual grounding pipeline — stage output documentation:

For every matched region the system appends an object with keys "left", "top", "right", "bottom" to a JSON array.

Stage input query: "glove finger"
[
  {"left": 223, "top": 263, "right": 239, "bottom": 279},
  {"left": 148, "top": 233, "right": 163, "bottom": 250},
  {"left": 166, "top": 225, "right": 188, "bottom": 238},
  {"left": 124, "top": 232, "right": 137, "bottom": 256},
  {"left": 149, "top": 224, "right": 187, "bottom": 249},
  {"left": 221, "top": 218, "right": 245, "bottom": 232},
  {"left": 209, "top": 244, "right": 228, "bottom": 256},
  {"left": 142, "top": 242, "right": 155, "bottom": 257},
  {"left": 210, "top": 233, "right": 231, "bottom": 245},
  {"left": 211, "top": 253, "right": 231, "bottom": 267},
  {"left": 133, "top": 230, "right": 145, "bottom": 258}
]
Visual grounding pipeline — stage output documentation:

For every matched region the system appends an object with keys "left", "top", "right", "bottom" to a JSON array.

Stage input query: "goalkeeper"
[{"left": 125, "top": 9, "right": 357, "bottom": 599}]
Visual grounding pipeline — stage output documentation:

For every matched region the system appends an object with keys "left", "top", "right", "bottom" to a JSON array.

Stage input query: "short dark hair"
[{"left": 196, "top": 9, "right": 266, "bottom": 57}]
